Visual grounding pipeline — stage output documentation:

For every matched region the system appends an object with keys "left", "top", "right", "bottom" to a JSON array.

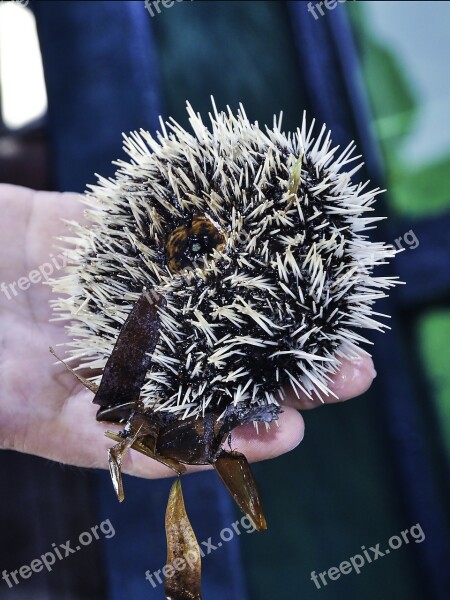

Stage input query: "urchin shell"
[{"left": 51, "top": 100, "right": 398, "bottom": 420}]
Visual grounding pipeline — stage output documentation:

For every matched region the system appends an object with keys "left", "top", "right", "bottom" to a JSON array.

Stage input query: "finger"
[
  {"left": 23, "top": 384, "right": 304, "bottom": 480},
  {"left": 28, "top": 351, "right": 369, "bottom": 478},
  {"left": 122, "top": 406, "right": 304, "bottom": 479},
  {"left": 282, "top": 352, "right": 377, "bottom": 410}
]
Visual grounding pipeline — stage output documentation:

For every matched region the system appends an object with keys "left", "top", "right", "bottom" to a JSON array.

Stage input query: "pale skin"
[{"left": 0, "top": 184, "right": 376, "bottom": 479}]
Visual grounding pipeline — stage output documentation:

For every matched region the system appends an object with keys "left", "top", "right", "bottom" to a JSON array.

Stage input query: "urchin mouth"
[{"left": 165, "top": 214, "right": 226, "bottom": 273}]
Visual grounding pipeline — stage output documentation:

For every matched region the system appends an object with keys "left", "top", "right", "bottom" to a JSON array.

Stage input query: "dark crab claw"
[
  {"left": 214, "top": 450, "right": 267, "bottom": 531},
  {"left": 165, "top": 478, "right": 202, "bottom": 600}
]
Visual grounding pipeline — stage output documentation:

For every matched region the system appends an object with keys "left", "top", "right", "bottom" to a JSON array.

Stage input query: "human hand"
[{"left": 0, "top": 184, "right": 376, "bottom": 478}]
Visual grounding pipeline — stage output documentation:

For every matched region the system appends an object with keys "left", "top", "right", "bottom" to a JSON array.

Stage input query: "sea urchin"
[{"left": 51, "top": 100, "right": 398, "bottom": 599}]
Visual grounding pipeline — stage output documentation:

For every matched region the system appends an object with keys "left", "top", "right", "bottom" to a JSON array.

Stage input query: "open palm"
[{"left": 0, "top": 184, "right": 376, "bottom": 479}]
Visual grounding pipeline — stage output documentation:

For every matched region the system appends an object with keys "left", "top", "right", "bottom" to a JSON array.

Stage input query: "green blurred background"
[{"left": 350, "top": 1, "right": 450, "bottom": 460}]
